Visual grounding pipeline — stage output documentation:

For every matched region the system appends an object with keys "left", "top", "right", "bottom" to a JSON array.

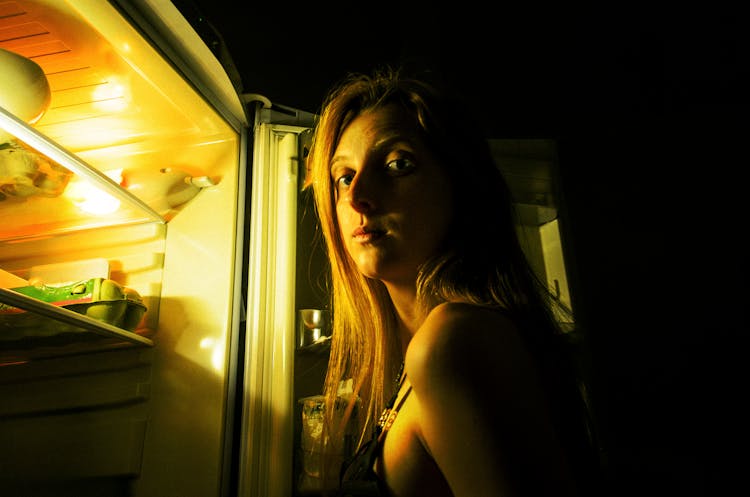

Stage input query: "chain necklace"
[{"left": 376, "top": 361, "right": 406, "bottom": 434}]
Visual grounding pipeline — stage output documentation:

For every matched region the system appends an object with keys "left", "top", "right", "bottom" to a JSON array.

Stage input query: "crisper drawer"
[{"left": 0, "top": 347, "right": 153, "bottom": 484}]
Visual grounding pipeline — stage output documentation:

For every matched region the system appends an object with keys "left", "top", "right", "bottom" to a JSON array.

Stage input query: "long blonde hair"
[{"left": 304, "top": 67, "right": 589, "bottom": 488}]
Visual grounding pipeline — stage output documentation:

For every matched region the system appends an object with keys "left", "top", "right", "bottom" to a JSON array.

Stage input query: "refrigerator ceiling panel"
[{"left": 0, "top": 0, "right": 234, "bottom": 152}]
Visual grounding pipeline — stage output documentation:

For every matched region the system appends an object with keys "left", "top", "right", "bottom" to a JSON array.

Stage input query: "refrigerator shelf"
[
  {"left": 0, "top": 286, "right": 153, "bottom": 362},
  {"left": 0, "top": 106, "right": 165, "bottom": 240}
]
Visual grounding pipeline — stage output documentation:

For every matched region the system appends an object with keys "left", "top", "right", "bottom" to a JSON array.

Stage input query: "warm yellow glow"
[
  {"left": 92, "top": 79, "right": 128, "bottom": 112},
  {"left": 105, "top": 168, "right": 123, "bottom": 184},
  {"left": 64, "top": 168, "right": 123, "bottom": 215},
  {"left": 199, "top": 336, "right": 225, "bottom": 372},
  {"left": 211, "top": 339, "right": 225, "bottom": 372}
]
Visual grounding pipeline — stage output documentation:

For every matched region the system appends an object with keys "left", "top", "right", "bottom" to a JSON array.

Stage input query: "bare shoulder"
[
  {"left": 405, "top": 302, "right": 532, "bottom": 390},
  {"left": 401, "top": 303, "right": 576, "bottom": 496}
]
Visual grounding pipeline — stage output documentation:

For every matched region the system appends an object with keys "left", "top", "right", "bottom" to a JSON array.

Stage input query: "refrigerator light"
[
  {"left": 73, "top": 189, "right": 120, "bottom": 215},
  {"left": 64, "top": 169, "right": 123, "bottom": 215}
]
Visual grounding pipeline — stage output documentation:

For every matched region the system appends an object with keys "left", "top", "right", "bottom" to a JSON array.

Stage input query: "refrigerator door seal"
[{"left": 239, "top": 116, "right": 312, "bottom": 497}]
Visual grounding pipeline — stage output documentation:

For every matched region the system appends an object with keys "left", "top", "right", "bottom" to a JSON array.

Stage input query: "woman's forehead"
[{"left": 341, "top": 104, "right": 421, "bottom": 141}]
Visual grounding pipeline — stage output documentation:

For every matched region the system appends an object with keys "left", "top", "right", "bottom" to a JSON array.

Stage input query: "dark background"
[{"left": 176, "top": 1, "right": 744, "bottom": 496}]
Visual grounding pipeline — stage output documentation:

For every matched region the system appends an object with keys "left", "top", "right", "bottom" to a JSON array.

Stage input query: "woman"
[{"left": 304, "top": 68, "right": 598, "bottom": 497}]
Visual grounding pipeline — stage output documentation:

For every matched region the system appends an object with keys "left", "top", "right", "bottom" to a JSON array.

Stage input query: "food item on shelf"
[
  {"left": 0, "top": 278, "right": 147, "bottom": 339},
  {"left": 0, "top": 49, "right": 69, "bottom": 201},
  {"left": 121, "top": 287, "right": 147, "bottom": 331},
  {"left": 0, "top": 140, "right": 72, "bottom": 201},
  {"left": 0, "top": 48, "right": 51, "bottom": 143}
]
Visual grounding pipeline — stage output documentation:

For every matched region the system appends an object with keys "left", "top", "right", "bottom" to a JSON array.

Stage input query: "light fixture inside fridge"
[{"left": 63, "top": 168, "right": 123, "bottom": 215}]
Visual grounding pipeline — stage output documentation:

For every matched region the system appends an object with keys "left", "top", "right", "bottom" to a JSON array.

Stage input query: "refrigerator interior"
[{"left": 0, "top": 1, "right": 247, "bottom": 496}]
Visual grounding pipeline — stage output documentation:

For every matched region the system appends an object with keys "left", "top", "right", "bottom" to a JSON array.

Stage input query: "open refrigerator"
[
  {"left": 0, "top": 1, "right": 320, "bottom": 496},
  {"left": 0, "top": 2, "right": 576, "bottom": 496}
]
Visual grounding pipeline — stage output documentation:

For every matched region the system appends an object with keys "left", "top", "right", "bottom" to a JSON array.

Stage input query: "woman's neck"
[{"left": 384, "top": 281, "right": 420, "bottom": 351}]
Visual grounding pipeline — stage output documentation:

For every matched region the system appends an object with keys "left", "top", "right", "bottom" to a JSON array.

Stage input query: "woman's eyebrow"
[
  {"left": 329, "top": 155, "right": 349, "bottom": 174},
  {"left": 371, "top": 139, "right": 418, "bottom": 160},
  {"left": 371, "top": 128, "right": 409, "bottom": 149}
]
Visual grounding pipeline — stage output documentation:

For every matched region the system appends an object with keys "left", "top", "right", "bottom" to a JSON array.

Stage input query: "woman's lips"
[{"left": 352, "top": 226, "right": 386, "bottom": 242}]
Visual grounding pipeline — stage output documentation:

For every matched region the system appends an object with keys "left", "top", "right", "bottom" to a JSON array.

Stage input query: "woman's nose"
[{"left": 347, "top": 171, "right": 376, "bottom": 213}]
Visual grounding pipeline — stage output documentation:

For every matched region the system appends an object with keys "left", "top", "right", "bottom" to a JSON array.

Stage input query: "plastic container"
[{"left": 0, "top": 278, "right": 147, "bottom": 340}]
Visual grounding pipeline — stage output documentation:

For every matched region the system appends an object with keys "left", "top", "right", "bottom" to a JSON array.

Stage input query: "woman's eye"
[
  {"left": 385, "top": 158, "right": 415, "bottom": 175},
  {"left": 336, "top": 173, "right": 354, "bottom": 188}
]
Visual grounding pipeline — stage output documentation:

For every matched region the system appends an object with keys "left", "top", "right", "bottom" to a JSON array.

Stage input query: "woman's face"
[{"left": 330, "top": 103, "right": 454, "bottom": 287}]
